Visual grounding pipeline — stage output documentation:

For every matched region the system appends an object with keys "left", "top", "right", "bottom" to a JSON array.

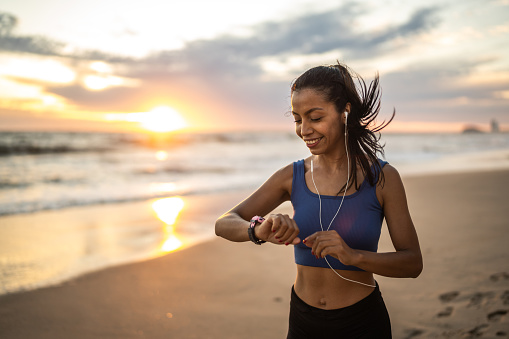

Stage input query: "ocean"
[
  {"left": 1, "top": 130, "right": 509, "bottom": 294},
  {"left": 2, "top": 130, "right": 509, "bottom": 216}
]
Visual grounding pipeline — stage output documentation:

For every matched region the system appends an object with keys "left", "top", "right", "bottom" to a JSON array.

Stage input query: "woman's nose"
[{"left": 300, "top": 120, "right": 313, "bottom": 136}]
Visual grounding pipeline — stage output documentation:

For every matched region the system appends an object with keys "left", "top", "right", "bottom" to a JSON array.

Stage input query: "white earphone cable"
[{"left": 310, "top": 114, "right": 376, "bottom": 288}]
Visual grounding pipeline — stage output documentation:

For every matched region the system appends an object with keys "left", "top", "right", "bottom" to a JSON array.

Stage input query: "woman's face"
[{"left": 291, "top": 88, "right": 344, "bottom": 156}]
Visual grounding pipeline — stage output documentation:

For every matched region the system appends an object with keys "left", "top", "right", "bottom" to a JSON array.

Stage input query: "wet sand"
[{"left": 1, "top": 170, "right": 508, "bottom": 338}]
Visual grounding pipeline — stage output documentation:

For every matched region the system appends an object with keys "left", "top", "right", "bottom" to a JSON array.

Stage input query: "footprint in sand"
[
  {"left": 490, "top": 272, "right": 509, "bottom": 282},
  {"left": 466, "top": 324, "right": 489, "bottom": 337},
  {"left": 436, "top": 306, "right": 453, "bottom": 318},
  {"left": 502, "top": 291, "right": 509, "bottom": 305},
  {"left": 403, "top": 328, "right": 424, "bottom": 339},
  {"left": 439, "top": 291, "right": 460, "bottom": 303},
  {"left": 487, "top": 309, "right": 507, "bottom": 322},
  {"left": 468, "top": 291, "right": 495, "bottom": 308}
]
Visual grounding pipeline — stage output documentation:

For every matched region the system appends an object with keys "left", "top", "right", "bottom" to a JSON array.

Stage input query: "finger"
[
  {"left": 280, "top": 215, "right": 300, "bottom": 245},
  {"left": 312, "top": 235, "right": 325, "bottom": 257},
  {"left": 274, "top": 214, "right": 290, "bottom": 241},
  {"left": 303, "top": 238, "right": 314, "bottom": 248},
  {"left": 268, "top": 217, "right": 285, "bottom": 244},
  {"left": 303, "top": 232, "right": 318, "bottom": 247},
  {"left": 265, "top": 217, "right": 277, "bottom": 235},
  {"left": 279, "top": 215, "right": 297, "bottom": 244},
  {"left": 314, "top": 238, "right": 337, "bottom": 258},
  {"left": 265, "top": 217, "right": 283, "bottom": 244},
  {"left": 312, "top": 233, "right": 337, "bottom": 257},
  {"left": 289, "top": 218, "right": 301, "bottom": 245},
  {"left": 321, "top": 246, "right": 340, "bottom": 260},
  {"left": 270, "top": 215, "right": 282, "bottom": 236},
  {"left": 311, "top": 233, "right": 322, "bottom": 257}
]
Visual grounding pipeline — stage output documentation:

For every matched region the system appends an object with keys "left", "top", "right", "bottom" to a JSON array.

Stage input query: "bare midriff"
[{"left": 294, "top": 264, "right": 376, "bottom": 310}]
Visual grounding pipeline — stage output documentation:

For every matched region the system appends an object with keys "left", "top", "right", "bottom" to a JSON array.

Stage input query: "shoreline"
[
  {"left": 3, "top": 151, "right": 509, "bottom": 296},
  {"left": 1, "top": 169, "right": 509, "bottom": 338},
  {"left": 0, "top": 189, "right": 256, "bottom": 296},
  {"left": 391, "top": 148, "right": 509, "bottom": 178}
]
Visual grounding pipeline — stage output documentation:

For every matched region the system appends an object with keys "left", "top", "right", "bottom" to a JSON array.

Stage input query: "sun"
[
  {"left": 104, "top": 106, "right": 188, "bottom": 132},
  {"left": 138, "top": 106, "right": 187, "bottom": 132}
]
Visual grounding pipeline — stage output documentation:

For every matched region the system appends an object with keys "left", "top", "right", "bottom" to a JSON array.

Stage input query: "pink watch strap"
[{"left": 250, "top": 216, "right": 265, "bottom": 228}]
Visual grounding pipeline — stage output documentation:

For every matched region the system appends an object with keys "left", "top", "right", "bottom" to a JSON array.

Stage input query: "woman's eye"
[
  {"left": 294, "top": 120, "right": 301, "bottom": 123},
  {"left": 311, "top": 117, "right": 322, "bottom": 122}
]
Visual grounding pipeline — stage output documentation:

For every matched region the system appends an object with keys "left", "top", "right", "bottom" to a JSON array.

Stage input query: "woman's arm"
[
  {"left": 305, "top": 164, "right": 423, "bottom": 278},
  {"left": 215, "top": 163, "right": 301, "bottom": 246}
]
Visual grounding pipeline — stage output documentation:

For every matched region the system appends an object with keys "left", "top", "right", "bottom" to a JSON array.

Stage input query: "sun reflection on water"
[
  {"left": 161, "top": 233, "right": 182, "bottom": 252},
  {"left": 155, "top": 150, "right": 168, "bottom": 161},
  {"left": 150, "top": 182, "right": 176, "bottom": 194},
  {"left": 152, "top": 197, "right": 185, "bottom": 253}
]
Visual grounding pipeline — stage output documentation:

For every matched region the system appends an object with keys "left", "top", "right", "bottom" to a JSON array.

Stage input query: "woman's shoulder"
[
  {"left": 276, "top": 158, "right": 311, "bottom": 174},
  {"left": 275, "top": 162, "right": 294, "bottom": 178},
  {"left": 260, "top": 162, "right": 294, "bottom": 200},
  {"left": 378, "top": 163, "right": 405, "bottom": 194},
  {"left": 380, "top": 162, "right": 400, "bottom": 179},
  {"left": 358, "top": 156, "right": 388, "bottom": 178},
  {"left": 374, "top": 161, "right": 405, "bottom": 207},
  {"left": 268, "top": 158, "right": 311, "bottom": 189},
  {"left": 263, "top": 162, "right": 292, "bottom": 189}
]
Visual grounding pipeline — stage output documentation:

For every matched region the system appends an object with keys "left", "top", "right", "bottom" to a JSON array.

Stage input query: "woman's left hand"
[{"left": 303, "top": 231, "right": 359, "bottom": 266}]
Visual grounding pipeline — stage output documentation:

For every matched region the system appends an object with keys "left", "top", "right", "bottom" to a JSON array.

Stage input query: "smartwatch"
[{"left": 248, "top": 216, "right": 266, "bottom": 245}]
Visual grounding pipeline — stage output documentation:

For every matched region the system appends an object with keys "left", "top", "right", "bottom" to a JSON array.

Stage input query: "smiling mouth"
[{"left": 304, "top": 137, "right": 322, "bottom": 147}]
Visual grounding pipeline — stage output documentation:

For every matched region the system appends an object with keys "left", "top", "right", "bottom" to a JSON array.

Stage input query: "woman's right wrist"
[{"left": 248, "top": 216, "right": 266, "bottom": 245}]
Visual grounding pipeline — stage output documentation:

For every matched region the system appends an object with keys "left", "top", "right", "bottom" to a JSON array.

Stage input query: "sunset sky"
[{"left": 0, "top": 0, "right": 508, "bottom": 133}]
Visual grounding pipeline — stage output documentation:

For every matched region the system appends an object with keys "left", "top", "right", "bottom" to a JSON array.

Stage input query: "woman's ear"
[{"left": 343, "top": 103, "right": 351, "bottom": 122}]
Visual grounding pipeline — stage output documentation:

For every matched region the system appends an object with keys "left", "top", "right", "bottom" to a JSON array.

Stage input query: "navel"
[{"left": 319, "top": 298, "right": 327, "bottom": 306}]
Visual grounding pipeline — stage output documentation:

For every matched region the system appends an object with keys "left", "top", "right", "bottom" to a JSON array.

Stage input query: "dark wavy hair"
[{"left": 290, "top": 62, "right": 394, "bottom": 191}]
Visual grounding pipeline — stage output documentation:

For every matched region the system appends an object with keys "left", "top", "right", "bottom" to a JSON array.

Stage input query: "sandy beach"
[{"left": 1, "top": 169, "right": 508, "bottom": 338}]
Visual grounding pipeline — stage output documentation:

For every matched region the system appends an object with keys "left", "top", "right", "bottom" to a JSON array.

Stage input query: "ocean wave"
[
  {"left": 134, "top": 165, "right": 234, "bottom": 175},
  {"left": 0, "top": 144, "right": 113, "bottom": 156},
  {"left": 0, "top": 131, "right": 297, "bottom": 156},
  {"left": 2, "top": 131, "right": 508, "bottom": 218},
  {"left": 0, "top": 181, "right": 31, "bottom": 189},
  {"left": 0, "top": 182, "right": 256, "bottom": 217},
  {"left": 0, "top": 176, "right": 87, "bottom": 189},
  {"left": 0, "top": 132, "right": 116, "bottom": 156}
]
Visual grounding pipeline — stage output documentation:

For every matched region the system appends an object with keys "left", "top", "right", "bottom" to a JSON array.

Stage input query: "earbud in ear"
[{"left": 344, "top": 112, "right": 349, "bottom": 136}]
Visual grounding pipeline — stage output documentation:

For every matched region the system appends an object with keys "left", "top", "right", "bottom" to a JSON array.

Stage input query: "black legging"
[{"left": 287, "top": 283, "right": 392, "bottom": 339}]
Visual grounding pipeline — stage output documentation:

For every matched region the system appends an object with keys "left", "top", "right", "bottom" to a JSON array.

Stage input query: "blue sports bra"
[{"left": 291, "top": 159, "right": 387, "bottom": 271}]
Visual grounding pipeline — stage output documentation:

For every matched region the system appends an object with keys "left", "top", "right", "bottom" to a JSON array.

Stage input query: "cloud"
[
  {"left": 0, "top": 11, "right": 71, "bottom": 57},
  {"left": 1, "top": 4, "right": 441, "bottom": 80},
  {"left": 137, "top": 3, "right": 440, "bottom": 79},
  {"left": 1, "top": 3, "right": 507, "bottom": 130},
  {"left": 0, "top": 34, "right": 133, "bottom": 63},
  {"left": 0, "top": 35, "right": 64, "bottom": 57},
  {"left": 47, "top": 84, "right": 141, "bottom": 112},
  {"left": 201, "top": 4, "right": 437, "bottom": 58},
  {"left": 381, "top": 58, "right": 509, "bottom": 122},
  {"left": 73, "top": 3, "right": 441, "bottom": 122},
  {"left": 0, "top": 12, "right": 133, "bottom": 63}
]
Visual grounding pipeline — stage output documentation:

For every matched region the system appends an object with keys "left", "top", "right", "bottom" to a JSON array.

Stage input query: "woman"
[{"left": 215, "top": 62, "right": 422, "bottom": 338}]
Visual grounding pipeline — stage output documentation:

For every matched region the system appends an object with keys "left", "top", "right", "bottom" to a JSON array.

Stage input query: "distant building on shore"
[
  {"left": 462, "top": 126, "right": 483, "bottom": 134},
  {"left": 491, "top": 119, "right": 500, "bottom": 133},
  {"left": 461, "top": 119, "right": 501, "bottom": 134}
]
